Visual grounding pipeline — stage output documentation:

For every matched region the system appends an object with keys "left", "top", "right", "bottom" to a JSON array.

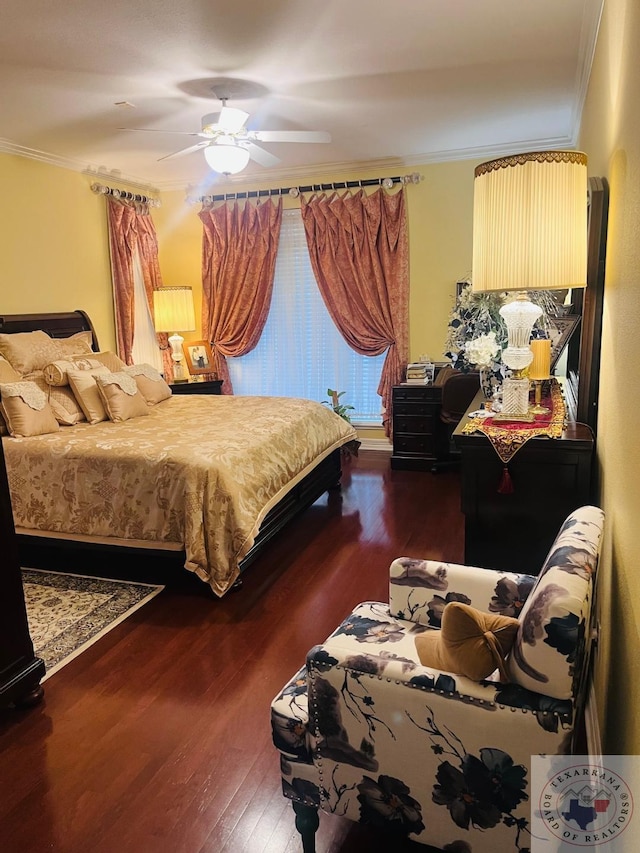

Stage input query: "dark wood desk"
[{"left": 453, "top": 391, "right": 595, "bottom": 574}]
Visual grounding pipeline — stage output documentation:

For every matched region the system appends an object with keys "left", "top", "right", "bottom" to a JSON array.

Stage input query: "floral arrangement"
[
  {"left": 445, "top": 282, "right": 558, "bottom": 391},
  {"left": 444, "top": 283, "right": 509, "bottom": 386}
]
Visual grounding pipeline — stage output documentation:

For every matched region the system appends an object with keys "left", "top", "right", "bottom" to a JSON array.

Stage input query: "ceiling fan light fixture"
[{"left": 204, "top": 142, "right": 250, "bottom": 175}]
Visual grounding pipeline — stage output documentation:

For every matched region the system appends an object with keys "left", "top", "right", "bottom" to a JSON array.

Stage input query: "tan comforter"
[{"left": 3, "top": 394, "right": 357, "bottom": 596}]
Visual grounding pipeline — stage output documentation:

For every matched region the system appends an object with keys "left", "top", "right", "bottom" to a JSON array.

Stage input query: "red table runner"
[{"left": 461, "top": 379, "right": 566, "bottom": 492}]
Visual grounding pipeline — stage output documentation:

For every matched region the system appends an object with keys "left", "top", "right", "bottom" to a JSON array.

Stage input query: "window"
[
  {"left": 131, "top": 248, "right": 163, "bottom": 371},
  {"left": 227, "top": 209, "right": 385, "bottom": 424}
]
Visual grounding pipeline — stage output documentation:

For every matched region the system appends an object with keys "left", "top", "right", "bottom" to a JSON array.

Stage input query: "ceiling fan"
[{"left": 121, "top": 99, "right": 331, "bottom": 175}]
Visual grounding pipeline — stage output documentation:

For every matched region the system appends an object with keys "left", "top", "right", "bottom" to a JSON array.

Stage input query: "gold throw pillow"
[{"left": 415, "top": 602, "right": 520, "bottom": 681}]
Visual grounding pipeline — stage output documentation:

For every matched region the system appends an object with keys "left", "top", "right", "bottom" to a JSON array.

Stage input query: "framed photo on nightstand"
[{"left": 183, "top": 340, "right": 215, "bottom": 376}]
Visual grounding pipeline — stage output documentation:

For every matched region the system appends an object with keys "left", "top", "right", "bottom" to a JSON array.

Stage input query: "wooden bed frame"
[{"left": 0, "top": 310, "right": 343, "bottom": 589}]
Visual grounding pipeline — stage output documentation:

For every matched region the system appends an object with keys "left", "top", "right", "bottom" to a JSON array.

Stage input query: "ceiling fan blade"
[
  {"left": 250, "top": 130, "right": 331, "bottom": 144},
  {"left": 218, "top": 106, "right": 250, "bottom": 133},
  {"left": 158, "top": 141, "right": 210, "bottom": 161},
  {"left": 241, "top": 142, "right": 281, "bottom": 168}
]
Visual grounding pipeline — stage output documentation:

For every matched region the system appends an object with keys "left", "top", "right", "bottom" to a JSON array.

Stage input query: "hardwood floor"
[{"left": 0, "top": 453, "right": 464, "bottom": 853}]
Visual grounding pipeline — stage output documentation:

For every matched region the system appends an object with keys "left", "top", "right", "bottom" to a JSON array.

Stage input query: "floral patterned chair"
[{"left": 271, "top": 505, "right": 604, "bottom": 852}]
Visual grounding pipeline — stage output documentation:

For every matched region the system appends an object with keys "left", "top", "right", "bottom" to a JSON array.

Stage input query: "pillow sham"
[
  {"left": 24, "top": 371, "right": 86, "bottom": 425},
  {"left": 0, "top": 330, "right": 93, "bottom": 374},
  {"left": 0, "top": 357, "right": 21, "bottom": 435},
  {"left": 67, "top": 366, "right": 111, "bottom": 424},
  {"left": 0, "top": 381, "right": 60, "bottom": 437},
  {"left": 414, "top": 602, "right": 520, "bottom": 682},
  {"left": 0, "top": 354, "right": 21, "bottom": 383},
  {"left": 95, "top": 372, "right": 150, "bottom": 422},
  {"left": 125, "top": 363, "right": 172, "bottom": 404},
  {"left": 91, "top": 351, "right": 127, "bottom": 373}
]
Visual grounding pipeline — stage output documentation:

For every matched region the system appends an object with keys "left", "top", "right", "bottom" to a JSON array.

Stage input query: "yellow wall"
[
  {"left": 0, "top": 156, "right": 117, "bottom": 349},
  {"left": 578, "top": 0, "right": 640, "bottom": 753}
]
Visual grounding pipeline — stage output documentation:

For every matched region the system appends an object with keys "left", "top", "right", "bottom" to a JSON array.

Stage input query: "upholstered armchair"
[{"left": 271, "top": 506, "right": 604, "bottom": 852}]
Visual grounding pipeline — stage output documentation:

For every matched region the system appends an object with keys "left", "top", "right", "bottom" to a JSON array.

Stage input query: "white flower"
[{"left": 464, "top": 332, "right": 501, "bottom": 369}]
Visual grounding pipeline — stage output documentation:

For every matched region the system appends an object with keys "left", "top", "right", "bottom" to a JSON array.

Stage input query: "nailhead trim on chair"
[{"left": 308, "top": 663, "right": 572, "bottom": 722}]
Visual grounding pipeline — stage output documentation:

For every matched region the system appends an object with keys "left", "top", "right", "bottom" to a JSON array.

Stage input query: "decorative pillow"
[
  {"left": 0, "top": 354, "right": 21, "bottom": 383},
  {"left": 43, "top": 357, "right": 104, "bottom": 386},
  {"left": 0, "top": 330, "right": 93, "bottom": 374},
  {"left": 95, "top": 372, "right": 150, "bottom": 422},
  {"left": 24, "top": 371, "right": 86, "bottom": 425},
  {"left": 125, "top": 363, "right": 172, "bottom": 404},
  {"left": 506, "top": 505, "right": 605, "bottom": 700},
  {"left": 67, "top": 366, "right": 111, "bottom": 424},
  {"left": 0, "top": 381, "right": 60, "bottom": 437},
  {"left": 415, "top": 602, "right": 520, "bottom": 681},
  {"left": 48, "top": 331, "right": 94, "bottom": 362},
  {"left": 91, "top": 351, "right": 127, "bottom": 373},
  {"left": 0, "top": 356, "right": 21, "bottom": 435}
]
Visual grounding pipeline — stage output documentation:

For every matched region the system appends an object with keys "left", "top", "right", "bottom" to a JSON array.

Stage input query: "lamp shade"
[
  {"left": 153, "top": 287, "right": 196, "bottom": 333},
  {"left": 204, "top": 142, "right": 251, "bottom": 175},
  {"left": 472, "top": 151, "right": 588, "bottom": 293}
]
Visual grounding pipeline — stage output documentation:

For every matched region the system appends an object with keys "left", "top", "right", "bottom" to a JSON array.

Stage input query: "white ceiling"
[{"left": 0, "top": 0, "right": 603, "bottom": 193}]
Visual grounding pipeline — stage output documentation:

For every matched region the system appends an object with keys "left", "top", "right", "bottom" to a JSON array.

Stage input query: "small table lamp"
[
  {"left": 472, "top": 151, "right": 588, "bottom": 417},
  {"left": 153, "top": 287, "right": 196, "bottom": 382}
]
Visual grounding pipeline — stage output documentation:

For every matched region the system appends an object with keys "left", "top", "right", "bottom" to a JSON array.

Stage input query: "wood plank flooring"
[{"left": 0, "top": 453, "right": 464, "bottom": 853}]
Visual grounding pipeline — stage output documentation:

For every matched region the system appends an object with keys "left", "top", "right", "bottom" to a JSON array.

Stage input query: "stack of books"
[{"left": 404, "top": 362, "right": 434, "bottom": 384}]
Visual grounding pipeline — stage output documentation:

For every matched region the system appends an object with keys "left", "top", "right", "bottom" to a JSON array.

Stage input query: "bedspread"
[{"left": 3, "top": 394, "right": 357, "bottom": 595}]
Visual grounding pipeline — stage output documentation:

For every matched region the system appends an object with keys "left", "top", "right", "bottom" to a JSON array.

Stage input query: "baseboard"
[
  {"left": 358, "top": 437, "right": 392, "bottom": 453},
  {"left": 584, "top": 681, "right": 602, "bottom": 758}
]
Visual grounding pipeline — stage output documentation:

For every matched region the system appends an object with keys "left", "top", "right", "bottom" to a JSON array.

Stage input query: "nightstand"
[
  {"left": 170, "top": 379, "right": 223, "bottom": 396},
  {"left": 390, "top": 384, "right": 443, "bottom": 470}
]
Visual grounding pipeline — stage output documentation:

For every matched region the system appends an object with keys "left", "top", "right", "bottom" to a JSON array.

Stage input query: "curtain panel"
[
  {"left": 106, "top": 197, "right": 172, "bottom": 377},
  {"left": 300, "top": 187, "right": 409, "bottom": 437},
  {"left": 199, "top": 198, "right": 283, "bottom": 393}
]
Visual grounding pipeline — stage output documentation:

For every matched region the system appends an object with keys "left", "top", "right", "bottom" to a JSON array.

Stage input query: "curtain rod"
[
  {"left": 190, "top": 171, "right": 423, "bottom": 205},
  {"left": 90, "top": 182, "right": 161, "bottom": 208}
]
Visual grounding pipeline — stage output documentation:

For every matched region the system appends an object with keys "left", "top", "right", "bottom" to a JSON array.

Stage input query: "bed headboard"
[{"left": 0, "top": 310, "right": 100, "bottom": 351}]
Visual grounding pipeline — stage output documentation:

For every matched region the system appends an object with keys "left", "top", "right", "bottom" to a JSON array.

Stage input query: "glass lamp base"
[{"left": 492, "top": 377, "right": 535, "bottom": 421}]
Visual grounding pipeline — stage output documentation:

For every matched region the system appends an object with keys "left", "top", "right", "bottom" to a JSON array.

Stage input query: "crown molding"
[
  {"left": 571, "top": 0, "right": 605, "bottom": 143},
  {"left": 0, "top": 139, "right": 159, "bottom": 193},
  {"left": 0, "top": 132, "right": 586, "bottom": 198},
  {"left": 402, "top": 134, "right": 577, "bottom": 167}
]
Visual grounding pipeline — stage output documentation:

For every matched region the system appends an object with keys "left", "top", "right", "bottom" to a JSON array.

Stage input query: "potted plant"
[{"left": 322, "top": 389, "right": 360, "bottom": 456}]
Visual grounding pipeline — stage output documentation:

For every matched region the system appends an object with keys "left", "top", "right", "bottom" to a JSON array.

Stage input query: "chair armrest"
[{"left": 389, "top": 557, "right": 536, "bottom": 627}]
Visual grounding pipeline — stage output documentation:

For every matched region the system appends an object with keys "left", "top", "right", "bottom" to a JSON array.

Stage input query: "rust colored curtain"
[
  {"left": 300, "top": 188, "right": 409, "bottom": 437},
  {"left": 200, "top": 198, "right": 283, "bottom": 393},
  {"left": 106, "top": 197, "right": 172, "bottom": 377}
]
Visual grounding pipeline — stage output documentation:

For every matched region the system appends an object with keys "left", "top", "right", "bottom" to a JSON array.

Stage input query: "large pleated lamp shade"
[
  {"left": 471, "top": 151, "right": 588, "bottom": 416},
  {"left": 472, "top": 151, "right": 588, "bottom": 294}
]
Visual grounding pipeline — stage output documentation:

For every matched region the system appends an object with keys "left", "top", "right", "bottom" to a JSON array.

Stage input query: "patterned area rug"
[{"left": 22, "top": 569, "right": 164, "bottom": 681}]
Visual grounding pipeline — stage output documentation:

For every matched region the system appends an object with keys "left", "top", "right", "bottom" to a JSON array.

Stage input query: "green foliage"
[{"left": 323, "top": 388, "right": 355, "bottom": 423}]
